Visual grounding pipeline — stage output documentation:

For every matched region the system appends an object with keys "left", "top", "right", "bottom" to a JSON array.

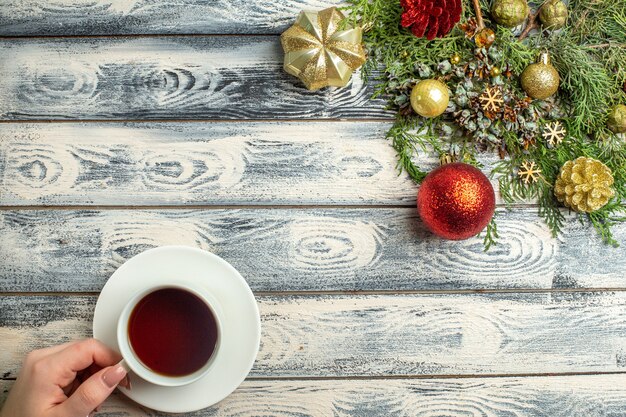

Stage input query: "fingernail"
[{"left": 102, "top": 364, "right": 127, "bottom": 388}]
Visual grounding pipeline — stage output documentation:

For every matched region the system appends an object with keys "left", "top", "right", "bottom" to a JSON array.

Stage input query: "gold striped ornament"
[{"left": 280, "top": 7, "right": 366, "bottom": 90}]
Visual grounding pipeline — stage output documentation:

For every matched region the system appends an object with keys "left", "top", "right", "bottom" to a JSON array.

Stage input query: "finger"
[
  {"left": 83, "top": 363, "right": 103, "bottom": 380},
  {"left": 56, "top": 363, "right": 127, "bottom": 416},
  {"left": 37, "top": 341, "right": 79, "bottom": 357},
  {"left": 49, "top": 339, "right": 122, "bottom": 386},
  {"left": 23, "top": 341, "right": 78, "bottom": 364},
  {"left": 62, "top": 378, "right": 81, "bottom": 397}
]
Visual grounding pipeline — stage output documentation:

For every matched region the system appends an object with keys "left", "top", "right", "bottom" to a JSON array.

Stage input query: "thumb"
[{"left": 59, "top": 364, "right": 127, "bottom": 416}]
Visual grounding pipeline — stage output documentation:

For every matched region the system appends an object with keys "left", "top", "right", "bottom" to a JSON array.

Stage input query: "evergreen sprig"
[{"left": 346, "top": 0, "right": 626, "bottom": 249}]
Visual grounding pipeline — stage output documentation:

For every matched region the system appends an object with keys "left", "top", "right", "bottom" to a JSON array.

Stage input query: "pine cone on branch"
[{"left": 401, "top": 0, "right": 463, "bottom": 40}]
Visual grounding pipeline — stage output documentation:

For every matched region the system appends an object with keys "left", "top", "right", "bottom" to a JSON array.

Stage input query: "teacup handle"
[{"left": 118, "top": 359, "right": 131, "bottom": 373}]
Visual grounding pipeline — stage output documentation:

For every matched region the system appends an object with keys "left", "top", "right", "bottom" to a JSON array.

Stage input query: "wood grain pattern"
[
  {"left": 4, "top": 374, "right": 626, "bottom": 416},
  {"left": 0, "top": 0, "right": 343, "bottom": 37},
  {"left": 0, "top": 37, "right": 389, "bottom": 121},
  {"left": 2, "top": 293, "right": 626, "bottom": 379},
  {"left": 0, "top": 121, "right": 424, "bottom": 205},
  {"left": 3, "top": 208, "right": 622, "bottom": 292}
]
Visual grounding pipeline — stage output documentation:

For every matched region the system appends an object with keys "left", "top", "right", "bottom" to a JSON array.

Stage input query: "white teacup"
[{"left": 116, "top": 282, "right": 223, "bottom": 387}]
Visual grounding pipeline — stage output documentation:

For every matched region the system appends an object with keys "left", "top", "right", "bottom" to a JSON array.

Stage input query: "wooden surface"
[
  {"left": 0, "top": 0, "right": 344, "bottom": 36},
  {"left": 5, "top": 375, "right": 626, "bottom": 416},
  {"left": 3, "top": 293, "right": 626, "bottom": 379},
  {"left": 1, "top": 0, "right": 625, "bottom": 416},
  {"left": 1, "top": 209, "right": 625, "bottom": 292},
  {"left": 0, "top": 37, "right": 388, "bottom": 120}
]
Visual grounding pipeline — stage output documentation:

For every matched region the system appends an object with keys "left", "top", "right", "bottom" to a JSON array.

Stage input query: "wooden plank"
[
  {"left": 2, "top": 293, "right": 626, "bottom": 379},
  {"left": 0, "top": 0, "right": 344, "bottom": 37},
  {"left": 3, "top": 374, "right": 626, "bottom": 416},
  {"left": 0, "top": 121, "right": 424, "bottom": 206},
  {"left": 4, "top": 208, "right": 624, "bottom": 292},
  {"left": 0, "top": 37, "right": 390, "bottom": 121}
]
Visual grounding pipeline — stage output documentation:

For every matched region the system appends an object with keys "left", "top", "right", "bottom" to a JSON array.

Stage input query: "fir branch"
[
  {"left": 518, "top": 0, "right": 548, "bottom": 41},
  {"left": 470, "top": 0, "right": 486, "bottom": 29},
  {"left": 537, "top": 183, "right": 566, "bottom": 237},
  {"left": 387, "top": 117, "right": 429, "bottom": 183},
  {"left": 546, "top": 34, "right": 614, "bottom": 135},
  {"left": 482, "top": 216, "right": 499, "bottom": 250},
  {"left": 587, "top": 43, "right": 626, "bottom": 48},
  {"left": 346, "top": 0, "right": 626, "bottom": 248},
  {"left": 588, "top": 201, "right": 626, "bottom": 247},
  {"left": 496, "top": 28, "right": 536, "bottom": 73}
]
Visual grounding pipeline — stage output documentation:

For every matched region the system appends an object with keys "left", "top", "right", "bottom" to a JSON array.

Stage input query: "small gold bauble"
[
  {"left": 539, "top": 0, "right": 568, "bottom": 29},
  {"left": 490, "top": 66, "right": 501, "bottom": 77},
  {"left": 410, "top": 79, "right": 449, "bottom": 118},
  {"left": 554, "top": 157, "right": 615, "bottom": 213},
  {"left": 521, "top": 52, "right": 560, "bottom": 100},
  {"left": 491, "top": 0, "right": 529, "bottom": 27},
  {"left": 450, "top": 53, "right": 461, "bottom": 65},
  {"left": 475, "top": 28, "right": 496, "bottom": 48},
  {"left": 607, "top": 104, "right": 626, "bottom": 133}
]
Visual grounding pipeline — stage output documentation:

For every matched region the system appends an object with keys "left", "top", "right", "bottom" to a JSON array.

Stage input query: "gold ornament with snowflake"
[
  {"left": 542, "top": 121, "right": 566, "bottom": 147},
  {"left": 479, "top": 86, "right": 504, "bottom": 113},
  {"left": 518, "top": 160, "right": 542, "bottom": 184}
]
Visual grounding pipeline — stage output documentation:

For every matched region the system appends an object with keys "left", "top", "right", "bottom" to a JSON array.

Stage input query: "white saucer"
[{"left": 93, "top": 246, "right": 261, "bottom": 413}]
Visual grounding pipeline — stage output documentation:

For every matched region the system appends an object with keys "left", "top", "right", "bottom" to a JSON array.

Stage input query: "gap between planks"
[
  {"left": 0, "top": 118, "right": 395, "bottom": 124},
  {"left": 0, "top": 204, "right": 416, "bottom": 211},
  {"left": 3, "top": 371, "right": 626, "bottom": 382},
  {"left": 0, "top": 204, "right": 540, "bottom": 211},
  {"left": 0, "top": 33, "right": 285, "bottom": 40},
  {"left": 3, "top": 288, "right": 626, "bottom": 297}
]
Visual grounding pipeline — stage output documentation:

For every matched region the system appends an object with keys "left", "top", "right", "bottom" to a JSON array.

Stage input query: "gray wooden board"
[
  {"left": 1, "top": 208, "right": 625, "bottom": 292},
  {"left": 3, "top": 374, "right": 626, "bottom": 416},
  {"left": 0, "top": 37, "right": 390, "bottom": 121},
  {"left": 0, "top": 0, "right": 344, "bottom": 37},
  {"left": 0, "top": 121, "right": 422, "bottom": 206},
  {"left": 2, "top": 293, "right": 626, "bottom": 378}
]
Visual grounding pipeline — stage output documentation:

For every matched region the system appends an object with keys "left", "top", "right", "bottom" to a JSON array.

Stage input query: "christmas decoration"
[
  {"left": 539, "top": 0, "right": 568, "bottom": 29},
  {"left": 417, "top": 163, "right": 496, "bottom": 240},
  {"left": 400, "top": 0, "right": 463, "bottom": 40},
  {"left": 542, "top": 121, "right": 566, "bottom": 147},
  {"left": 479, "top": 86, "right": 504, "bottom": 112},
  {"left": 520, "top": 52, "right": 560, "bottom": 100},
  {"left": 517, "top": 160, "right": 542, "bottom": 184},
  {"left": 440, "top": 153, "right": 455, "bottom": 165},
  {"left": 344, "top": 0, "right": 626, "bottom": 247},
  {"left": 491, "top": 0, "right": 529, "bottom": 27},
  {"left": 607, "top": 104, "right": 626, "bottom": 133},
  {"left": 474, "top": 28, "right": 496, "bottom": 48},
  {"left": 554, "top": 157, "right": 615, "bottom": 213},
  {"left": 410, "top": 79, "right": 449, "bottom": 117},
  {"left": 280, "top": 7, "right": 366, "bottom": 90}
]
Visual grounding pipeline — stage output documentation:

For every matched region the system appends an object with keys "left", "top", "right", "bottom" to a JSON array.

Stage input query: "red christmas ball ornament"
[
  {"left": 417, "top": 163, "right": 495, "bottom": 240},
  {"left": 401, "top": 0, "right": 463, "bottom": 40}
]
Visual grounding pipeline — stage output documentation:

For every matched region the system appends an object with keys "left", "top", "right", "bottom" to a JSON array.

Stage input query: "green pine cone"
[
  {"left": 608, "top": 104, "right": 626, "bottom": 134},
  {"left": 539, "top": 0, "right": 568, "bottom": 29},
  {"left": 491, "top": 0, "right": 529, "bottom": 27}
]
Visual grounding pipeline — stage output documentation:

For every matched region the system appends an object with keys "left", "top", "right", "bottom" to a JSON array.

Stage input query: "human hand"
[{"left": 1, "top": 339, "right": 130, "bottom": 417}]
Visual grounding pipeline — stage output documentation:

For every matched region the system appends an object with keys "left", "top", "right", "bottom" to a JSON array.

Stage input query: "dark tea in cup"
[{"left": 127, "top": 287, "right": 219, "bottom": 377}]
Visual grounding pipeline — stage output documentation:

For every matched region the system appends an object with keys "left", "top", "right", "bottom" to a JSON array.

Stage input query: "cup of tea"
[{"left": 116, "top": 283, "right": 223, "bottom": 387}]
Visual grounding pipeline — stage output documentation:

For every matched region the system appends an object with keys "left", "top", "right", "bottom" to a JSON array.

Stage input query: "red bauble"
[
  {"left": 400, "top": 0, "right": 463, "bottom": 40},
  {"left": 417, "top": 163, "right": 495, "bottom": 240}
]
